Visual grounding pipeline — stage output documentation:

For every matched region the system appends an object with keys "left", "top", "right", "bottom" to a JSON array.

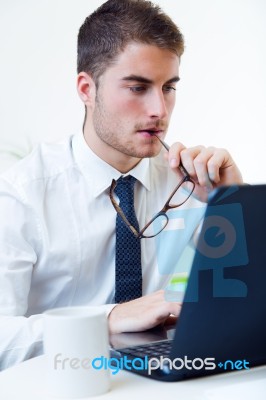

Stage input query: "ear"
[{"left": 76, "top": 72, "right": 96, "bottom": 109}]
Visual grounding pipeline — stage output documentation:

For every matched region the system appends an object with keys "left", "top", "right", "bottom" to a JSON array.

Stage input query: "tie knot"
[{"left": 114, "top": 175, "right": 136, "bottom": 200}]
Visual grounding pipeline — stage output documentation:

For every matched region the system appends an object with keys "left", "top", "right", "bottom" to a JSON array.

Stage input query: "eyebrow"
[{"left": 121, "top": 75, "right": 180, "bottom": 84}]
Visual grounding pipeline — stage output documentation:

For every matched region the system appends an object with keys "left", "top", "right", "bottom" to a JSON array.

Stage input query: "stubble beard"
[{"left": 92, "top": 93, "right": 162, "bottom": 159}]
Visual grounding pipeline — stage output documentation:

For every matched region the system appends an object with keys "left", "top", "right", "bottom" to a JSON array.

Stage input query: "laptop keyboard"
[{"left": 118, "top": 339, "right": 173, "bottom": 360}]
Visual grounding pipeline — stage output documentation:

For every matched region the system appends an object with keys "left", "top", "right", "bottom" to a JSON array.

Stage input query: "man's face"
[{"left": 91, "top": 42, "right": 180, "bottom": 160}]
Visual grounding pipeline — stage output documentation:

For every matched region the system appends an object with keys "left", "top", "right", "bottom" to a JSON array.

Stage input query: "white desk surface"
[{"left": 0, "top": 355, "right": 265, "bottom": 400}]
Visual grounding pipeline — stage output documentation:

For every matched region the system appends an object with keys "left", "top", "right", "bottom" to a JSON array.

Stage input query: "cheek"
[
  {"left": 166, "top": 97, "right": 176, "bottom": 115},
  {"left": 106, "top": 93, "right": 141, "bottom": 116}
]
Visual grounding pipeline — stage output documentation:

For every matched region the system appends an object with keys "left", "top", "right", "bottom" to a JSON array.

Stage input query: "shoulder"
[{"left": 0, "top": 135, "right": 77, "bottom": 191}]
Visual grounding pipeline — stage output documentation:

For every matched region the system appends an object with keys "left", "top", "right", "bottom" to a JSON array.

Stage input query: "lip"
[{"left": 137, "top": 130, "right": 164, "bottom": 138}]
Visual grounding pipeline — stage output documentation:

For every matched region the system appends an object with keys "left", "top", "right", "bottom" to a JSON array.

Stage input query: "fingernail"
[{"left": 170, "top": 158, "right": 178, "bottom": 168}]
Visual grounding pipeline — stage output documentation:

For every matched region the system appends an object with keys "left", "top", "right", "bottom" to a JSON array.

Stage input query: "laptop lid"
[
  {"left": 110, "top": 184, "right": 266, "bottom": 380},
  {"left": 168, "top": 184, "right": 266, "bottom": 378}
]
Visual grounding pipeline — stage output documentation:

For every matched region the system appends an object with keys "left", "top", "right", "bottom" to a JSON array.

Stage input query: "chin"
[
  {"left": 135, "top": 148, "right": 161, "bottom": 159},
  {"left": 117, "top": 140, "right": 161, "bottom": 159}
]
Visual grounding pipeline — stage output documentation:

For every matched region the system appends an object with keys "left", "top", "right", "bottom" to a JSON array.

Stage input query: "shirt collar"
[{"left": 72, "top": 132, "right": 151, "bottom": 197}]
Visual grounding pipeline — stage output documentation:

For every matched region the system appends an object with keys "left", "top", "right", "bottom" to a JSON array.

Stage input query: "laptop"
[{"left": 110, "top": 184, "right": 266, "bottom": 381}]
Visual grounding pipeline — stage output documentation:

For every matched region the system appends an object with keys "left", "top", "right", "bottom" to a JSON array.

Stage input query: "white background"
[{"left": 0, "top": 0, "right": 265, "bottom": 182}]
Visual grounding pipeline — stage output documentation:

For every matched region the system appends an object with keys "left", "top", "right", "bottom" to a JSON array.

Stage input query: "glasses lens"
[
  {"left": 142, "top": 213, "right": 168, "bottom": 238},
  {"left": 169, "top": 180, "right": 194, "bottom": 207}
]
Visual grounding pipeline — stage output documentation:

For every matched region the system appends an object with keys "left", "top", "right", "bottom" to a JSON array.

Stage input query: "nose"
[{"left": 147, "top": 89, "right": 168, "bottom": 120}]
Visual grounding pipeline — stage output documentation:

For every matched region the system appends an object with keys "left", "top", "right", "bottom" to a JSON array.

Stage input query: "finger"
[
  {"left": 162, "top": 300, "right": 182, "bottom": 319},
  {"left": 179, "top": 145, "right": 206, "bottom": 177},
  {"left": 168, "top": 142, "right": 186, "bottom": 169},
  {"left": 163, "top": 315, "right": 178, "bottom": 326},
  {"left": 206, "top": 149, "right": 233, "bottom": 183},
  {"left": 193, "top": 147, "right": 217, "bottom": 188}
]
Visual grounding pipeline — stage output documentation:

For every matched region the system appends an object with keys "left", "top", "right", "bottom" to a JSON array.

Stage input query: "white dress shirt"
[{"left": 0, "top": 132, "right": 206, "bottom": 370}]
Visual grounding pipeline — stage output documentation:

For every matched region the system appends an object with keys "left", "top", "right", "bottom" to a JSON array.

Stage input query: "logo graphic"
[
  {"left": 155, "top": 186, "right": 249, "bottom": 301},
  {"left": 195, "top": 215, "right": 236, "bottom": 259},
  {"left": 53, "top": 353, "right": 250, "bottom": 375}
]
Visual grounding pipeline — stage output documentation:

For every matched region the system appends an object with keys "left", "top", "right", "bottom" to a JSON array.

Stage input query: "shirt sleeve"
[
  {"left": 0, "top": 305, "right": 117, "bottom": 371},
  {"left": 0, "top": 177, "right": 41, "bottom": 370},
  {"left": 0, "top": 176, "right": 118, "bottom": 370}
]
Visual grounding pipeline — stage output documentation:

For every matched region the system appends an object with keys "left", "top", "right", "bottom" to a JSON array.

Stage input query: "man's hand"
[
  {"left": 167, "top": 142, "right": 243, "bottom": 201},
  {"left": 108, "top": 290, "right": 181, "bottom": 334}
]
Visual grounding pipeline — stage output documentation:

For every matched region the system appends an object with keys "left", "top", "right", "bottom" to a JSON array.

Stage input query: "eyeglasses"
[{"left": 109, "top": 136, "right": 195, "bottom": 239}]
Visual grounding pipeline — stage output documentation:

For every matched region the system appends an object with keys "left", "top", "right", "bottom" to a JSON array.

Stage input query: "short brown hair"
[{"left": 77, "top": 0, "right": 184, "bottom": 84}]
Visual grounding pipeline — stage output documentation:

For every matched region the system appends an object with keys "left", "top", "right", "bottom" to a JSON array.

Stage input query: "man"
[{"left": 0, "top": 0, "right": 243, "bottom": 370}]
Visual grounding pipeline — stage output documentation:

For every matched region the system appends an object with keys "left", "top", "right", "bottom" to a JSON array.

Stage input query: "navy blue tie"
[{"left": 114, "top": 176, "right": 142, "bottom": 303}]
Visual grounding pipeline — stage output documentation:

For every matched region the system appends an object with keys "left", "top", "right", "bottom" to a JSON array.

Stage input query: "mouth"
[{"left": 137, "top": 129, "right": 164, "bottom": 138}]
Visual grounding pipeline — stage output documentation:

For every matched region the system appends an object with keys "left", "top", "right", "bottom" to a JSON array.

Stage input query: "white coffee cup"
[{"left": 43, "top": 306, "right": 110, "bottom": 398}]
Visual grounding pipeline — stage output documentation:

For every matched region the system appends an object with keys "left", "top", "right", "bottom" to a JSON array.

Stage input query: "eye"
[
  {"left": 129, "top": 86, "right": 147, "bottom": 93},
  {"left": 163, "top": 86, "right": 176, "bottom": 93}
]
